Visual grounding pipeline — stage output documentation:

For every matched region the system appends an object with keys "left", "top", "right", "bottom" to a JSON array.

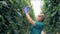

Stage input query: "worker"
[{"left": 24, "top": 6, "right": 45, "bottom": 34}]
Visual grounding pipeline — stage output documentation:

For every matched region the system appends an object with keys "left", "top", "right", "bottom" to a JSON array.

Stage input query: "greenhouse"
[{"left": 0, "top": 0, "right": 60, "bottom": 34}]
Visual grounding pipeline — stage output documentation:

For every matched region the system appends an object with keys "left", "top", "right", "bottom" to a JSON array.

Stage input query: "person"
[{"left": 24, "top": 6, "right": 45, "bottom": 34}]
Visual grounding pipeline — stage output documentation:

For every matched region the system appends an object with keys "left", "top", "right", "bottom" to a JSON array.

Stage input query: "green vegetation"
[
  {"left": 42, "top": 0, "right": 60, "bottom": 34},
  {"left": 0, "top": 0, "right": 35, "bottom": 34},
  {"left": 0, "top": 0, "right": 60, "bottom": 34}
]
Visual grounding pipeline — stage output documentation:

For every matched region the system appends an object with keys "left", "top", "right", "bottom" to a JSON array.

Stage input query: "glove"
[{"left": 24, "top": 6, "right": 30, "bottom": 14}]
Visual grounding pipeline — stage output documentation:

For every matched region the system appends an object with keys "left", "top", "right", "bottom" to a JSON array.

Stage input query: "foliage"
[
  {"left": 0, "top": 0, "right": 35, "bottom": 34},
  {"left": 42, "top": 0, "right": 60, "bottom": 34}
]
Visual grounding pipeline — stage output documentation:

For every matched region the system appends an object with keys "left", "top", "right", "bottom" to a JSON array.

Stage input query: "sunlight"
[{"left": 31, "top": 0, "right": 43, "bottom": 18}]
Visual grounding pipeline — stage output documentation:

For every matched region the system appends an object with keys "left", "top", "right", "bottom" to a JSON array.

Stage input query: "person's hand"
[{"left": 24, "top": 6, "right": 30, "bottom": 14}]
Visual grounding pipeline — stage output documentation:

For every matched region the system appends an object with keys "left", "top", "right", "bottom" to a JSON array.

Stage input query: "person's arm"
[
  {"left": 24, "top": 6, "right": 35, "bottom": 25},
  {"left": 26, "top": 13, "right": 35, "bottom": 25}
]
